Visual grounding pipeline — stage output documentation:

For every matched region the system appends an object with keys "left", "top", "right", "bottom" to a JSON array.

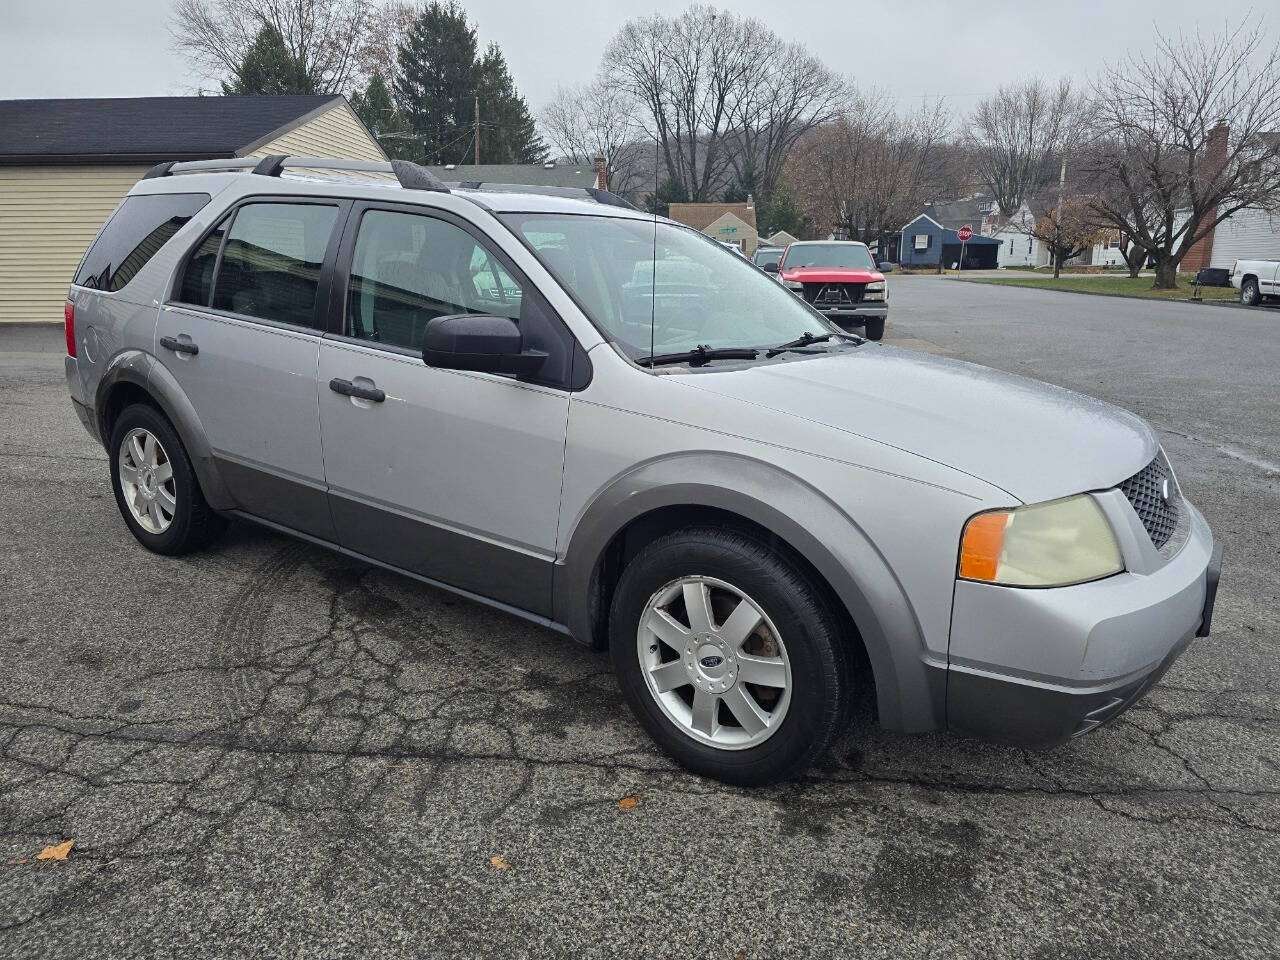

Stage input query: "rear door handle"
[
  {"left": 329, "top": 378, "right": 385, "bottom": 403},
  {"left": 160, "top": 335, "right": 198, "bottom": 355}
]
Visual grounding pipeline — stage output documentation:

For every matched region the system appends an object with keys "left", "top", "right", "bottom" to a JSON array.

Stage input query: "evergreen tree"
[
  {"left": 644, "top": 177, "right": 688, "bottom": 217},
  {"left": 351, "top": 71, "right": 412, "bottom": 158},
  {"left": 221, "top": 25, "right": 314, "bottom": 96},
  {"left": 393, "top": 1, "right": 478, "bottom": 165},
  {"left": 475, "top": 43, "right": 547, "bottom": 163}
]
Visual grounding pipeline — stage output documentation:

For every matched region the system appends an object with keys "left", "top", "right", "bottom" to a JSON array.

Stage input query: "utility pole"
[
  {"left": 474, "top": 95, "right": 480, "bottom": 165},
  {"left": 1053, "top": 158, "right": 1066, "bottom": 274}
]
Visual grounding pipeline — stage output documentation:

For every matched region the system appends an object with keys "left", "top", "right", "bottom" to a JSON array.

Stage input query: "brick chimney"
[
  {"left": 1183, "top": 122, "right": 1229, "bottom": 273},
  {"left": 594, "top": 154, "right": 607, "bottom": 192}
]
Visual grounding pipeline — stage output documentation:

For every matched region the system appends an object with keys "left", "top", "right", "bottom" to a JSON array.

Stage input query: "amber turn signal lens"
[{"left": 958, "top": 511, "right": 1010, "bottom": 582}]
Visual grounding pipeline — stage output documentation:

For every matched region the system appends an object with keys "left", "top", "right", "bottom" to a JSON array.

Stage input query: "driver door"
[{"left": 316, "top": 203, "right": 574, "bottom": 617}]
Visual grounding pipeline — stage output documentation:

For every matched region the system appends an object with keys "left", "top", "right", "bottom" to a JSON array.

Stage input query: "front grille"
[
  {"left": 1119, "top": 456, "right": 1179, "bottom": 549},
  {"left": 802, "top": 282, "right": 866, "bottom": 306}
]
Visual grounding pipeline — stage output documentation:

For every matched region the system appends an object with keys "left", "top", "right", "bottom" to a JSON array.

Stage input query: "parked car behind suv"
[
  {"left": 776, "top": 240, "right": 888, "bottom": 340},
  {"left": 1230, "top": 258, "right": 1280, "bottom": 305},
  {"left": 64, "top": 156, "right": 1221, "bottom": 785}
]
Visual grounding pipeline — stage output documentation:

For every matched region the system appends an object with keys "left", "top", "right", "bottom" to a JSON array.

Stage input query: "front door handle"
[
  {"left": 160, "top": 335, "right": 199, "bottom": 355},
  {"left": 329, "top": 378, "right": 385, "bottom": 403}
]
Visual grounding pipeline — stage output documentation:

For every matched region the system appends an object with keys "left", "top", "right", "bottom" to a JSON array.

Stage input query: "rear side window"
[
  {"left": 74, "top": 192, "right": 209, "bottom": 291},
  {"left": 209, "top": 202, "right": 338, "bottom": 328}
]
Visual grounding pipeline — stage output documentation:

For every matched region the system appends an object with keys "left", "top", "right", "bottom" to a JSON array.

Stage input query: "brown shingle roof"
[{"left": 668, "top": 202, "right": 756, "bottom": 232}]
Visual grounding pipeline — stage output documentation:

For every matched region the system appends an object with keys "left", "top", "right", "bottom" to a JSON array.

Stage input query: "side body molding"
[
  {"left": 94, "top": 349, "right": 235, "bottom": 511},
  {"left": 554, "top": 453, "right": 946, "bottom": 734}
]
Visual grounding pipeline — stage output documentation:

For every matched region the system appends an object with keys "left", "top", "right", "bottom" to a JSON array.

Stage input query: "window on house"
[{"left": 914, "top": 234, "right": 929, "bottom": 251}]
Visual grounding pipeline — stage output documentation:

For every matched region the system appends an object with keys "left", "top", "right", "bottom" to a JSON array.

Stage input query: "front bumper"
[
  {"left": 817, "top": 302, "right": 887, "bottom": 329},
  {"left": 946, "top": 500, "right": 1220, "bottom": 748}
]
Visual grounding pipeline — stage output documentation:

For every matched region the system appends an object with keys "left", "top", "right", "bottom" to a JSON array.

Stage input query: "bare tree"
[
  {"left": 967, "top": 77, "right": 1088, "bottom": 217},
  {"left": 540, "top": 79, "right": 646, "bottom": 197},
  {"left": 724, "top": 28, "right": 847, "bottom": 205},
  {"left": 171, "top": 0, "right": 370, "bottom": 94},
  {"left": 602, "top": 6, "right": 757, "bottom": 202},
  {"left": 789, "top": 96, "right": 949, "bottom": 252},
  {"left": 1081, "top": 23, "right": 1280, "bottom": 288}
]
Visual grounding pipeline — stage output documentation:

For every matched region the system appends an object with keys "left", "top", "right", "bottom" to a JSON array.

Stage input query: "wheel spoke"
[
  {"left": 736, "top": 653, "right": 787, "bottom": 688},
  {"left": 682, "top": 580, "right": 715, "bottom": 634},
  {"left": 143, "top": 433, "right": 157, "bottom": 467},
  {"left": 119, "top": 463, "right": 141, "bottom": 486},
  {"left": 722, "top": 686, "right": 769, "bottom": 736},
  {"left": 131, "top": 487, "right": 148, "bottom": 517},
  {"left": 690, "top": 688, "right": 719, "bottom": 737},
  {"left": 153, "top": 461, "right": 173, "bottom": 483},
  {"left": 128, "top": 434, "right": 146, "bottom": 468},
  {"left": 719, "top": 598, "right": 763, "bottom": 648},
  {"left": 648, "top": 659, "right": 688, "bottom": 694},
  {"left": 155, "top": 486, "right": 177, "bottom": 516},
  {"left": 148, "top": 501, "right": 165, "bottom": 529},
  {"left": 645, "top": 608, "right": 690, "bottom": 650}
]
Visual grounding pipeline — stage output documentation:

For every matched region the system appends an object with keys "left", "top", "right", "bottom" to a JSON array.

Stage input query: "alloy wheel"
[
  {"left": 118, "top": 427, "right": 176, "bottom": 534},
  {"left": 636, "top": 576, "right": 792, "bottom": 749}
]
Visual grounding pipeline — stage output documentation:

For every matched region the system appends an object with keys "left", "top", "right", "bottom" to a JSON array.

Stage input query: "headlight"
[
  {"left": 958, "top": 494, "right": 1123, "bottom": 587},
  {"left": 865, "top": 281, "right": 885, "bottom": 291},
  {"left": 784, "top": 279, "right": 804, "bottom": 291}
]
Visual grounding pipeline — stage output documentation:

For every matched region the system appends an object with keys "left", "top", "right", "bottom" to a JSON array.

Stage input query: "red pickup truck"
[{"left": 774, "top": 240, "right": 887, "bottom": 340}]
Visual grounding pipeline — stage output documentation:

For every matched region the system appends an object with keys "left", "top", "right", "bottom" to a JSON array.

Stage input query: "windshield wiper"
[
  {"left": 765, "top": 331, "right": 863, "bottom": 357},
  {"left": 637, "top": 344, "right": 760, "bottom": 368}
]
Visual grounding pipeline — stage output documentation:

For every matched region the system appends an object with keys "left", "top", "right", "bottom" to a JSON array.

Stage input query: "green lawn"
[{"left": 960, "top": 274, "right": 1239, "bottom": 301}]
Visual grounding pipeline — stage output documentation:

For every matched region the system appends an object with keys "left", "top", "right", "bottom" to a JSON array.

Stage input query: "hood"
[
  {"left": 780, "top": 265, "right": 884, "bottom": 284},
  {"left": 681, "top": 347, "right": 1156, "bottom": 504}
]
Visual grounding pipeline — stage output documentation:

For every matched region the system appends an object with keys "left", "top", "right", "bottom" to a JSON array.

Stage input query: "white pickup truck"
[{"left": 1230, "top": 259, "right": 1280, "bottom": 305}]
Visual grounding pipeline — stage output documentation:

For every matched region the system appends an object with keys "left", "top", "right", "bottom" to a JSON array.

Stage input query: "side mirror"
[
  {"left": 761, "top": 261, "right": 779, "bottom": 273},
  {"left": 877, "top": 261, "right": 895, "bottom": 273},
  {"left": 422, "top": 314, "right": 547, "bottom": 376}
]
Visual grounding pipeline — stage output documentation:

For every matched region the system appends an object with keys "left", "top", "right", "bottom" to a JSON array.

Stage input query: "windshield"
[
  {"left": 501, "top": 213, "right": 831, "bottom": 360},
  {"left": 753, "top": 248, "right": 782, "bottom": 268},
  {"left": 782, "top": 243, "right": 876, "bottom": 270}
]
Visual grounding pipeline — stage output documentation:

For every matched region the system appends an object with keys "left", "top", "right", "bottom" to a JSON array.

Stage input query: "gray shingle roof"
[{"left": 0, "top": 95, "right": 343, "bottom": 164}]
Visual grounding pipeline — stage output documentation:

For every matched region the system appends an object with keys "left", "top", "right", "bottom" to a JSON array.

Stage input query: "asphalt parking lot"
[{"left": 1, "top": 277, "right": 1277, "bottom": 958}]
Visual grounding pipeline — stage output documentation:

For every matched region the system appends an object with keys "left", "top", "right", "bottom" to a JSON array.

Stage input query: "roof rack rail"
[
  {"left": 141, "top": 155, "right": 451, "bottom": 194},
  {"left": 446, "top": 181, "right": 636, "bottom": 210}
]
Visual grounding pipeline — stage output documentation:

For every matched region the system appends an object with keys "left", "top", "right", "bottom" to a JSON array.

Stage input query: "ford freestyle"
[
  {"left": 777, "top": 240, "right": 888, "bottom": 340},
  {"left": 63, "top": 156, "right": 1221, "bottom": 784}
]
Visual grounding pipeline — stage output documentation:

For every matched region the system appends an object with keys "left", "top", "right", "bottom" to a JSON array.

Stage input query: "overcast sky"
[{"left": 2, "top": 0, "right": 1273, "bottom": 114}]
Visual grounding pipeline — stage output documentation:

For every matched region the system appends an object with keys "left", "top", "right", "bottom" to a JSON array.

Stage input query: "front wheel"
[
  {"left": 609, "top": 527, "right": 849, "bottom": 785},
  {"left": 1241, "top": 278, "right": 1261, "bottom": 306},
  {"left": 862, "top": 317, "right": 885, "bottom": 341}
]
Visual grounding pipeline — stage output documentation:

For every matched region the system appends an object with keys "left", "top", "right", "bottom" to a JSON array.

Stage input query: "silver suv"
[{"left": 63, "top": 156, "right": 1222, "bottom": 784}]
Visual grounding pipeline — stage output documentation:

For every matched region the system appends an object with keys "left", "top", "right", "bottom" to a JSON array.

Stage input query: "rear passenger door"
[
  {"left": 159, "top": 197, "right": 346, "bottom": 538},
  {"left": 316, "top": 203, "right": 579, "bottom": 617}
]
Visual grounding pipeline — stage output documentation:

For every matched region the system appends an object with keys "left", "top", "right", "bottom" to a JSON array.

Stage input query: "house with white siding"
[{"left": 0, "top": 95, "right": 386, "bottom": 324}]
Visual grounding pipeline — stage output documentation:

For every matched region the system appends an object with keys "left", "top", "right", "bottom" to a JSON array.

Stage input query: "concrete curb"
[{"left": 952, "top": 277, "right": 1236, "bottom": 306}]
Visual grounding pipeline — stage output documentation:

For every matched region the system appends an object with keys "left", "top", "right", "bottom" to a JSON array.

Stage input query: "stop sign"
[{"left": 957, "top": 224, "right": 973, "bottom": 242}]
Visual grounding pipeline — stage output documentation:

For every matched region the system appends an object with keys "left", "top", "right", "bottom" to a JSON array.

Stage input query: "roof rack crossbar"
[{"left": 156, "top": 155, "right": 450, "bottom": 193}]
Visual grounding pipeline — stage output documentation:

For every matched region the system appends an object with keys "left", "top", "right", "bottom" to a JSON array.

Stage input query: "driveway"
[{"left": 0, "top": 283, "right": 1276, "bottom": 959}]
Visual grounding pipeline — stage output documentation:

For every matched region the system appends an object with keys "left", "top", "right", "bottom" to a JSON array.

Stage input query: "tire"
[
  {"left": 1241, "top": 278, "right": 1260, "bottom": 306},
  {"left": 108, "top": 403, "right": 226, "bottom": 555},
  {"left": 609, "top": 526, "right": 849, "bottom": 785},
  {"left": 862, "top": 317, "right": 885, "bottom": 341}
]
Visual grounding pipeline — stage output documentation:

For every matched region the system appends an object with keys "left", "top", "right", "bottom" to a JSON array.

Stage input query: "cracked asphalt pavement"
[{"left": 2, "top": 278, "right": 1277, "bottom": 958}]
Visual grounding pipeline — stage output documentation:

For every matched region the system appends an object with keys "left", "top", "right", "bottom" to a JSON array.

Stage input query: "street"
[{"left": 1, "top": 277, "right": 1276, "bottom": 959}]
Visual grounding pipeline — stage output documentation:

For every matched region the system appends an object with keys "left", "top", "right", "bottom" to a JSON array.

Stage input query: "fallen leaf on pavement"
[
  {"left": 617, "top": 794, "right": 640, "bottom": 810},
  {"left": 489, "top": 855, "right": 510, "bottom": 871},
  {"left": 36, "top": 841, "right": 73, "bottom": 862}
]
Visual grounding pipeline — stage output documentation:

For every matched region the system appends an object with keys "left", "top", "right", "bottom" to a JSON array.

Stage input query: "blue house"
[{"left": 899, "top": 213, "right": 1001, "bottom": 270}]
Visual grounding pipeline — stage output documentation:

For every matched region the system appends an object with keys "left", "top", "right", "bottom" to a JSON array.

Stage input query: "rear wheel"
[
  {"left": 609, "top": 527, "right": 848, "bottom": 785},
  {"left": 862, "top": 317, "right": 885, "bottom": 341},
  {"left": 109, "top": 403, "right": 226, "bottom": 555},
  {"left": 1241, "top": 278, "right": 1261, "bottom": 306}
]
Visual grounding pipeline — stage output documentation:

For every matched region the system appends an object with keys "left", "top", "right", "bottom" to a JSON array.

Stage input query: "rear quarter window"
[{"left": 74, "top": 192, "right": 210, "bottom": 292}]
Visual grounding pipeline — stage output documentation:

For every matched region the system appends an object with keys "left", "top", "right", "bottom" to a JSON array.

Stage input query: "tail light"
[{"left": 64, "top": 298, "right": 76, "bottom": 357}]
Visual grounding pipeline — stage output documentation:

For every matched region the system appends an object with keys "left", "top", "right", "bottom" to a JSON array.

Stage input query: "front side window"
[
  {"left": 210, "top": 202, "right": 338, "bottom": 327},
  {"left": 75, "top": 192, "right": 209, "bottom": 292},
  {"left": 502, "top": 213, "right": 830, "bottom": 360},
  {"left": 346, "top": 209, "right": 523, "bottom": 351}
]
